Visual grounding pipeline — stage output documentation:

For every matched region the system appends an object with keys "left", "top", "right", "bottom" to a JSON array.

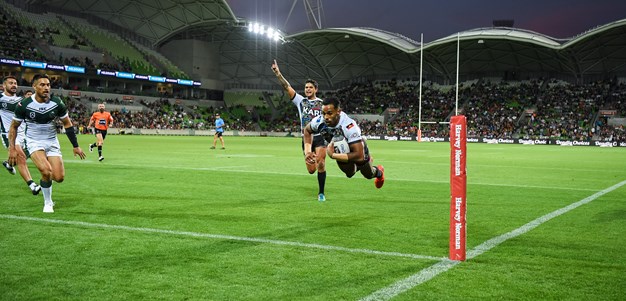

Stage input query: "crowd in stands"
[
  {"left": 2, "top": 1, "right": 626, "bottom": 143},
  {"left": 34, "top": 78, "right": 622, "bottom": 143},
  {"left": 0, "top": 5, "right": 184, "bottom": 81},
  {"left": 0, "top": 12, "right": 46, "bottom": 61},
  {"left": 2, "top": 6, "right": 625, "bottom": 142}
]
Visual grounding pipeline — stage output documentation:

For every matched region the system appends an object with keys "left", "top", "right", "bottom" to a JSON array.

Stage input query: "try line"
[
  {"left": 0, "top": 214, "right": 444, "bottom": 262},
  {"left": 359, "top": 179, "right": 626, "bottom": 301},
  {"left": 63, "top": 160, "right": 597, "bottom": 191}
]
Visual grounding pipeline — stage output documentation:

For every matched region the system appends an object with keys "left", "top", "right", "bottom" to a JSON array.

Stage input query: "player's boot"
[
  {"left": 99, "top": 156, "right": 104, "bottom": 161},
  {"left": 89, "top": 143, "right": 94, "bottom": 152},
  {"left": 374, "top": 165, "right": 385, "bottom": 189},
  {"left": 318, "top": 193, "right": 326, "bottom": 202},
  {"left": 2, "top": 161, "right": 15, "bottom": 175},
  {"left": 43, "top": 201, "right": 54, "bottom": 213},
  {"left": 29, "top": 182, "right": 41, "bottom": 195}
]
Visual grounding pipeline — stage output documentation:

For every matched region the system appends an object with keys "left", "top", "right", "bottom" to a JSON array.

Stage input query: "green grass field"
[{"left": 2, "top": 135, "right": 625, "bottom": 300}]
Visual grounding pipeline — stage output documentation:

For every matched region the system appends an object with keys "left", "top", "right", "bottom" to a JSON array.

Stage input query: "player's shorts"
[
  {"left": 1, "top": 132, "right": 27, "bottom": 149},
  {"left": 0, "top": 132, "right": 7, "bottom": 148},
  {"left": 95, "top": 128, "right": 108, "bottom": 139},
  {"left": 15, "top": 130, "right": 26, "bottom": 147},
  {"left": 25, "top": 137, "right": 62, "bottom": 157},
  {"left": 301, "top": 134, "right": 327, "bottom": 152},
  {"left": 215, "top": 131, "right": 223, "bottom": 137}
]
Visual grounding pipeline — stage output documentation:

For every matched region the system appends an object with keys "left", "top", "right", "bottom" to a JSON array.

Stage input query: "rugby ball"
[{"left": 333, "top": 138, "right": 350, "bottom": 154}]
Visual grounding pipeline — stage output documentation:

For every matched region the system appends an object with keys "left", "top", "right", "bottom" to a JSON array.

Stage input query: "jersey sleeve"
[
  {"left": 343, "top": 121, "right": 362, "bottom": 144},
  {"left": 309, "top": 115, "right": 325, "bottom": 133},
  {"left": 292, "top": 93, "right": 303, "bottom": 107},
  {"left": 13, "top": 100, "right": 25, "bottom": 121},
  {"left": 56, "top": 97, "right": 69, "bottom": 119}
]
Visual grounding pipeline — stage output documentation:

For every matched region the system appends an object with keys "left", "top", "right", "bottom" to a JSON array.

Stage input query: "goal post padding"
[{"left": 449, "top": 115, "right": 467, "bottom": 261}]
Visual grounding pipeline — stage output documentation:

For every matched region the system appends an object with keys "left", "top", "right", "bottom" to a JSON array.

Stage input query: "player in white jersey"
[
  {"left": 8, "top": 74, "right": 86, "bottom": 213},
  {"left": 272, "top": 59, "right": 328, "bottom": 201},
  {"left": 304, "top": 98, "right": 385, "bottom": 189},
  {"left": 0, "top": 76, "right": 41, "bottom": 195}
]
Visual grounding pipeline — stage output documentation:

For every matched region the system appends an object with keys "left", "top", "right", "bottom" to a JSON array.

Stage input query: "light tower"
[{"left": 285, "top": 0, "right": 325, "bottom": 30}]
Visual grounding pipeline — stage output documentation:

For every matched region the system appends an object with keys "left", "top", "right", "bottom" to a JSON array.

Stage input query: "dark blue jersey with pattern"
[{"left": 292, "top": 93, "right": 323, "bottom": 134}]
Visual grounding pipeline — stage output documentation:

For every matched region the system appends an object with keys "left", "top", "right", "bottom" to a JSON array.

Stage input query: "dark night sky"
[{"left": 226, "top": 0, "right": 626, "bottom": 42}]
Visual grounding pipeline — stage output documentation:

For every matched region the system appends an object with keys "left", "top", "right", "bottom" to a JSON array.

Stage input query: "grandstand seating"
[
  {"left": 64, "top": 16, "right": 158, "bottom": 75},
  {"left": 224, "top": 91, "right": 268, "bottom": 108},
  {"left": 37, "top": 78, "right": 624, "bottom": 143},
  {"left": 0, "top": 3, "right": 624, "bottom": 142},
  {"left": 127, "top": 40, "right": 190, "bottom": 79}
]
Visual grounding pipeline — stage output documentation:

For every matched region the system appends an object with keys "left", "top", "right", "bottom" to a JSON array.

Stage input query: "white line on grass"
[
  {"left": 63, "top": 160, "right": 598, "bottom": 191},
  {"left": 0, "top": 214, "right": 444, "bottom": 261},
  {"left": 359, "top": 179, "right": 626, "bottom": 301},
  {"left": 379, "top": 160, "right": 624, "bottom": 174}
]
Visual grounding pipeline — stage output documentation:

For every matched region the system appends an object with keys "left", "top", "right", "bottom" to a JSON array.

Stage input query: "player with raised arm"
[
  {"left": 88, "top": 103, "right": 114, "bottom": 161},
  {"left": 8, "top": 74, "right": 86, "bottom": 212},
  {"left": 303, "top": 98, "right": 385, "bottom": 188},
  {"left": 272, "top": 59, "right": 328, "bottom": 201},
  {"left": 0, "top": 76, "right": 41, "bottom": 195}
]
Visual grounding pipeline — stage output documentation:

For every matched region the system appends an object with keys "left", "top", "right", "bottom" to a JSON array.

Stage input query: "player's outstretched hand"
[
  {"left": 73, "top": 147, "right": 86, "bottom": 160},
  {"left": 305, "top": 151, "right": 316, "bottom": 165}
]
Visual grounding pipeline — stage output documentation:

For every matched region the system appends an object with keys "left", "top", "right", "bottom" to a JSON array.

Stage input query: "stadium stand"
[
  {"left": 224, "top": 91, "right": 268, "bottom": 108},
  {"left": 63, "top": 17, "right": 158, "bottom": 75},
  {"left": 1, "top": 1, "right": 625, "bottom": 143}
]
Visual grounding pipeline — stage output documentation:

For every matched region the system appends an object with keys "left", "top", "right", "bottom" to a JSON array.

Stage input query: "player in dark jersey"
[{"left": 272, "top": 60, "right": 328, "bottom": 201}]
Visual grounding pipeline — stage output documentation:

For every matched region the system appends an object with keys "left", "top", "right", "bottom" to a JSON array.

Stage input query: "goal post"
[{"left": 449, "top": 115, "right": 467, "bottom": 261}]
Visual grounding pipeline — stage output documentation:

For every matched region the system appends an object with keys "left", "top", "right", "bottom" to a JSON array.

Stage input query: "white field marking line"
[
  {"left": 359, "top": 179, "right": 626, "bottom": 301},
  {"left": 215, "top": 154, "right": 275, "bottom": 158},
  {"left": 0, "top": 214, "right": 444, "bottom": 261},
  {"left": 66, "top": 160, "right": 250, "bottom": 171},
  {"left": 383, "top": 160, "right": 626, "bottom": 173},
  {"left": 63, "top": 160, "right": 597, "bottom": 191}
]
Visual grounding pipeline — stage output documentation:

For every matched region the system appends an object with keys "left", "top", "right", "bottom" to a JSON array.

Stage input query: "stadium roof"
[{"left": 31, "top": 0, "right": 626, "bottom": 90}]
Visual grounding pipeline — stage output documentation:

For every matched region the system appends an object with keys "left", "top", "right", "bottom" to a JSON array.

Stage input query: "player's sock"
[
  {"left": 26, "top": 180, "right": 35, "bottom": 186},
  {"left": 98, "top": 145, "right": 102, "bottom": 157},
  {"left": 375, "top": 167, "right": 383, "bottom": 178},
  {"left": 317, "top": 171, "right": 326, "bottom": 194},
  {"left": 40, "top": 180, "right": 53, "bottom": 204}
]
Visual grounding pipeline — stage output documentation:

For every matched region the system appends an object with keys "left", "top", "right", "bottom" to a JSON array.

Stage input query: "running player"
[
  {"left": 8, "top": 74, "right": 86, "bottom": 213},
  {"left": 0, "top": 76, "right": 40, "bottom": 194},
  {"left": 87, "top": 103, "right": 114, "bottom": 161},
  {"left": 272, "top": 60, "right": 328, "bottom": 201},
  {"left": 210, "top": 113, "right": 225, "bottom": 149}
]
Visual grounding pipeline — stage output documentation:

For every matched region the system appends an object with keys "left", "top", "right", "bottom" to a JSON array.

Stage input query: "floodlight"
[
  {"left": 248, "top": 21, "right": 284, "bottom": 42},
  {"left": 267, "top": 27, "right": 275, "bottom": 39}
]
